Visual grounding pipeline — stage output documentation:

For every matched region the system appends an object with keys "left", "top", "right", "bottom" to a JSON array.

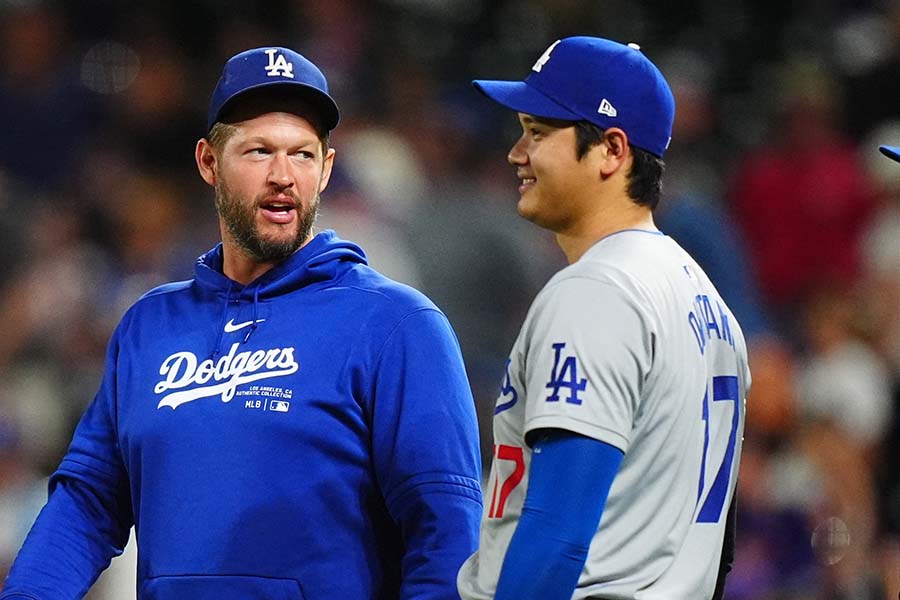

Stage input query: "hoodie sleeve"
[
  {"left": 370, "top": 308, "right": 483, "bottom": 600},
  {"left": 1, "top": 327, "right": 133, "bottom": 599}
]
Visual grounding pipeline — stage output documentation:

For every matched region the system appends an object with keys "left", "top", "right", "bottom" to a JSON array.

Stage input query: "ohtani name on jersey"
[
  {"left": 155, "top": 343, "right": 298, "bottom": 409},
  {"left": 688, "top": 293, "right": 735, "bottom": 355}
]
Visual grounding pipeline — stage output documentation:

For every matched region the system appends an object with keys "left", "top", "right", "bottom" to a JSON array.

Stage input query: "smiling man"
[
  {"left": 458, "top": 37, "right": 751, "bottom": 599},
  {"left": 0, "top": 47, "right": 482, "bottom": 600}
]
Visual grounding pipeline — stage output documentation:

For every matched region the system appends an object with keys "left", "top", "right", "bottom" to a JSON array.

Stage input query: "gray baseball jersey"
[{"left": 458, "top": 230, "right": 750, "bottom": 599}]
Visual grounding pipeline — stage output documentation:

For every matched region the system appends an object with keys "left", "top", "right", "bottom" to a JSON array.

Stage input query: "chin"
[
  {"left": 516, "top": 196, "right": 535, "bottom": 218},
  {"left": 517, "top": 206, "right": 565, "bottom": 233},
  {"left": 517, "top": 198, "right": 544, "bottom": 226}
]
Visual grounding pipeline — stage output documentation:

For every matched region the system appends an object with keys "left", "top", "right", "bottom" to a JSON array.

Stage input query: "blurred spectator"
[
  {"left": 838, "top": 5, "right": 900, "bottom": 139},
  {"left": 795, "top": 284, "right": 893, "bottom": 452},
  {"left": 0, "top": 3, "right": 104, "bottom": 189},
  {"left": 859, "top": 121, "right": 900, "bottom": 376},
  {"left": 657, "top": 47, "right": 771, "bottom": 340},
  {"left": 730, "top": 56, "right": 877, "bottom": 322},
  {"left": 725, "top": 438, "right": 820, "bottom": 600},
  {"left": 103, "top": 39, "right": 203, "bottom": 178},
  {"left": 798, "top": 422, "right": 885, "bottom": 599},
  {"left": 316, "top": 126, "right": 425, "bottom": 287},
  {"left": 0, "top": 421, "right": 45, "bottom": 577},
  {"left": 0, "top": 172, "right": 28, "bottom": 290},
  {"left": 859, "top": 121, "right": 900, "bottom": 543}
]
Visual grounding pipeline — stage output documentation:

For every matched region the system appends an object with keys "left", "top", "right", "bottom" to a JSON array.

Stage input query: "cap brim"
[
  {"left": 880, "top": 145, "right": 900, "bottom": 163},
  {"left": 210, "top": 81, "right": 340, "bottom": 133},
  {"left": 472, "top": 79, "right": 581, "bottom": 121}
]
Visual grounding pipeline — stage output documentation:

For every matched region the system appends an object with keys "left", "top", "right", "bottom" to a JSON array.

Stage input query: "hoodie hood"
[
  {"left": 194, "top": 230, "right": 368, "bottom": 299},
  {"left": 193, "top": 230, "right": 367, "bottom": 354}
]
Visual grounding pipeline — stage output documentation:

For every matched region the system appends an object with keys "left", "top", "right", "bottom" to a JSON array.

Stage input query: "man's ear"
[
  {"left": 195, "top": 138, "right": 218, "bottom": 186},
  {"left": 597, "top": 127, "right": 631, "bottom": 178},
  {"left": 318, "top": 147, "right": 336, "bottom": 194}
]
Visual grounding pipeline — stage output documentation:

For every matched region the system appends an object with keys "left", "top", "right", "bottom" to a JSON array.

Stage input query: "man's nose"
[
  {"left": 267, "top": 153, "right": 294, "bottom": 188},
  {"left": 508, "top": 137, "right": 528, "bottom": 165}
]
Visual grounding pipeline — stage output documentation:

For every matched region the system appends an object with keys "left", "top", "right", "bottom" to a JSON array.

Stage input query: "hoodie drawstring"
[
  {"left": 211, "top": 281, "right": 234, "bottom": 360},
  {"left": 243, "top": 285, "right": 261, "bottom": 344}
]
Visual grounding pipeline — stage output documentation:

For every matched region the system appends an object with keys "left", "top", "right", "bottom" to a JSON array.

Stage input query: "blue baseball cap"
[
  {"left": 473, "top": 37, "right": 675, "bottom": 158},
  {"left": 207, "top": 47, "right": 340, "bottom": 134},
  {"left": 880, "top": 145, "right": 900, "bottom": 163}
]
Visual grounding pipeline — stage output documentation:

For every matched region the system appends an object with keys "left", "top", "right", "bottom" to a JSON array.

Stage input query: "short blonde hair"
[{"left": 208, "top": 122, "right": 239, "bottom": 152}]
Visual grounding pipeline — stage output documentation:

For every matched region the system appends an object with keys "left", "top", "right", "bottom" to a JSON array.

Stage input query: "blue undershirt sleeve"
[{"left": 494, "top": 430, "right": 624, "bottom": 600}]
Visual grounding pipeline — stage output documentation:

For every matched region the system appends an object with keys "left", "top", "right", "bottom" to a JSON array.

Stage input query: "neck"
[
  {"left": 221, "top": 245, "right": 279, "bottom": 285},
  {"left": 555, "top": 200, "right": 657, "bottom": 264}
]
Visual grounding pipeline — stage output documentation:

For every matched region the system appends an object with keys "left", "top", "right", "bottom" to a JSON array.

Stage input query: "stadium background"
[{"left": 1, "top": 0, "right": 900, "bottom": 597}]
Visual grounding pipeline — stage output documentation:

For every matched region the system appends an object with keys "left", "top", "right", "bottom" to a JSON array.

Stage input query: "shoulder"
[
  {"left": 319, "top": 263, "right": 459, "bottom": 353},
  {"left": 114, "top": 279, "right": 195, "bottom": 332},
  {"left": 333, "top": 266, "right": 464, "bottom": 364},
  {"left": 525, "top": 235, "right": 683, "bottom": 331},
  {"left": 337, "top": 262, "right": 442, "bottom": 318},
  {"left": 127, "top": 279, "right": 196, "bottom": 313},
  {"left": 533, "top": 254, "right": 646, "bottom": 314},
  {"left": 138, "top": 279, "right": 194, "bottom": 301}
]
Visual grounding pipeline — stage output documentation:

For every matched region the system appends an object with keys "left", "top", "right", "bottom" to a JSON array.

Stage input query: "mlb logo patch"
[{"left": 269, "top": 400, "right": 290, "bottom": 413}]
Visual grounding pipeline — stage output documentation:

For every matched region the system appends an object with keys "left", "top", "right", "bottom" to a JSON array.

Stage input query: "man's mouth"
[
  {"left": 262, "top": 202, "right": 294, "bottom": 212},
  {"left": 259, "top": 197, "right": 297, "bottom": 223}
]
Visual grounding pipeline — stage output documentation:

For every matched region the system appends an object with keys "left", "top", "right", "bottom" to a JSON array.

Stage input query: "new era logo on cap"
[
  {"left": 598, "top": 99, "right": 617, "bottom": 117},
  {"left": 206, "top": 46, "right": 340, "bottom": 133},
  {"left": 472, "top": 37, "right": 675, "bottom": 158}
]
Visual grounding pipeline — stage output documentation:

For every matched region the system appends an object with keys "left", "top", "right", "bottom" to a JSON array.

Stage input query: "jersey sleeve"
[
  {"left": 522, "top": 276, "right": 654, "bottom": 452},
  {"left": 494, "top": 432, "right": 624, "bottom": 600},
  {"left": 369, "top": 308, "right": 483, "bottom": 600},
  {"left": 1, "top": 325, "right": 133, "bottom": 599}
]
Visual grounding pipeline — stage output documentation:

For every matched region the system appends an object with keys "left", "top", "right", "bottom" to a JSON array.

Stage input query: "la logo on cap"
[
  {"left": 264, "top": 48, "right": 294, "bottom": 78},
  {"left": 532, "top": 40, "right": 561, "bottom": 73}
]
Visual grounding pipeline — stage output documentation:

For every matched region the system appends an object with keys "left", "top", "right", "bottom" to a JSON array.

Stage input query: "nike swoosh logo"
[{"left": 224, "top": 318, "right": 266, "bottom": 333}]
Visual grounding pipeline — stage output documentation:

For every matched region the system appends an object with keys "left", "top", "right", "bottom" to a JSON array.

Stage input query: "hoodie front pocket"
[{"left": 140, "top": 574, "right": 304, "bottom": 600}]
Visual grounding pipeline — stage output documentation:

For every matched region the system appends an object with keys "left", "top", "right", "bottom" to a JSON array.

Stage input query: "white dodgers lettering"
[{"left": 155, "top": 343, "right": 299, "bottom": 409}]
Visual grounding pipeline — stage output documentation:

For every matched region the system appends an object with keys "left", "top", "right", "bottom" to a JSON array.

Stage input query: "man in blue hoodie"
[{"left": 1, "top": 47, "right": 482, "bottom": 599}]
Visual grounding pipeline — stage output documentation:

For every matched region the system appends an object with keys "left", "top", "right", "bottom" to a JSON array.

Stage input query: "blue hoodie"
[{"left": 1, "top": 231, "right": 483, "bottom": 599}]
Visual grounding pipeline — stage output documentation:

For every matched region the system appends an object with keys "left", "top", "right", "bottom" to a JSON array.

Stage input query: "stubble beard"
[{"left": 214, "top": 180, "right": 319, "bottom": 264}]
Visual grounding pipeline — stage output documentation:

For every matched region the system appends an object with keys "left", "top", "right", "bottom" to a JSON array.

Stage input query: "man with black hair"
[{"left": 458, "top": 37, "right": 750, "bottom": 600}]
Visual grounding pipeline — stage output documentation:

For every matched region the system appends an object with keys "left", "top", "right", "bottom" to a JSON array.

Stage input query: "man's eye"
[{"left": 249, "top": 148, "right": 269, "bottom": 155}]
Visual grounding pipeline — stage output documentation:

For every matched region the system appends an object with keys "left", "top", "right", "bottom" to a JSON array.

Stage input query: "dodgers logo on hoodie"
[{"left": 154, "top": 342, "right": 299, "bottom": 409}]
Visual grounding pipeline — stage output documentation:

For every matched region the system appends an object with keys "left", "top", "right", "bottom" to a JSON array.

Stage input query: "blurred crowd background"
[{"left": 1, "top": 0, "right": 900, "bottom": 597}]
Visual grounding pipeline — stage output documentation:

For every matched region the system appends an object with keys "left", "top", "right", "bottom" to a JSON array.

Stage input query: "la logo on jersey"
[
  {"left": 545, "top": 342, "right": 587, "bottom": 404},
  {"left": 532, "top": 40, "right": 561, "bottom": 73},
  {"left": 264, "top": 48, "right": 294, "bottom": 78}
]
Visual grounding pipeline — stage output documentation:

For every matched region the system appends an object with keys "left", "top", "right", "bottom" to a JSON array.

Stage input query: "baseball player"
[
  {"left": 457, "top": 37, "right": 750, "bottom": 599},
  {"left": 1, "top": 47, "right": 482, "bottom": 599}
]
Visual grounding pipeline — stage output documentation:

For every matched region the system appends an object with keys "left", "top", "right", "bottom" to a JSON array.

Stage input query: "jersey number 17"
[{"left": 696, "top": 375, "right": 740, "bottom": 523}]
